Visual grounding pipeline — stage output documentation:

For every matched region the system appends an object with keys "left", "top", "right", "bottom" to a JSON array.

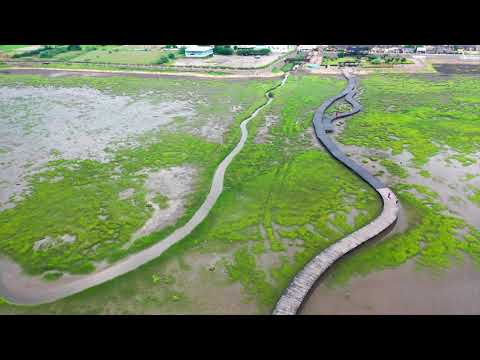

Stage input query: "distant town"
[
  {"left": 176, "top": 45, "right": 480, "bottom": 58},
  {"left": 1, "top": 45, "right": 479, "bottom": 75}
]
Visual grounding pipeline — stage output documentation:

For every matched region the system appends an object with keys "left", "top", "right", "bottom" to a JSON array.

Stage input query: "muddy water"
[{"left": 301, "top": 258, "right": 480, "bottom": 314}]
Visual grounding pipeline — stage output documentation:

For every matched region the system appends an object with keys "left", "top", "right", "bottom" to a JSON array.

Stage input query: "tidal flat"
[
  {"left": 0, "top": 73, "right": 384, "bottom": 314},
  {"left": 301, "top": 73, "right": 480, "bottom": 314},
  {"left": 0, "top": 73, "right": 276, "bottom": 280}
]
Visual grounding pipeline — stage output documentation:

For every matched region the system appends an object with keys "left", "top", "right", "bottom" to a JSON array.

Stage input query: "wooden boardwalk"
[{"left": 273, "top": 70, "right": 400, "bottom": 315}]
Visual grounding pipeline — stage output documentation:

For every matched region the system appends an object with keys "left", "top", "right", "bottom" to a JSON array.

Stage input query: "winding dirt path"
[
  {"left": 0, "top": 74, "right": 289, "bottom": 305},
  {"left": 273, "top": 70, "right": 400, "bottom": 315}
]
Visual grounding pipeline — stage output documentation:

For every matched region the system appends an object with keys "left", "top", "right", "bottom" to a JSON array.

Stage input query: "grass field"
[
  {"left": 0, "top": 45, "right": 28, "bottom": 53},
  {"left": 64, "top": 47, "right": 172, "bottom": 65},
  {"left": 0, "top": 74, "right": 383, "bottom": 314},
  {"left": 322, "top": 57, "right": 358, "bottom": 66},
  {"left": 3, "top": 45, "right": 179, "bottom": 65}
]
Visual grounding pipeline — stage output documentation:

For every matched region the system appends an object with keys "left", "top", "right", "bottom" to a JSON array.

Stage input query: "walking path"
[
  {"left": 0, "top": 74, "right": 289, "bottom": 305},
  {"left": 273, "top": 70, "right": 399, "bottom": 315}
]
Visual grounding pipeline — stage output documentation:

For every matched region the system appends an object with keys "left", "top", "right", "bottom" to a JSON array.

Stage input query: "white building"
[
  {"left": 298, "top": 45, "right": 319, "bottom": 52},
  {"left": 185, "top": 46, "right": 214, "bottom": 58}
]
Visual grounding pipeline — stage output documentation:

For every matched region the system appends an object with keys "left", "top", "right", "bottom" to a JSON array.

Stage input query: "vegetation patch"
[
  {"left": 0, "top": 45, "right": 29, "bottom": 53},
  {"left": 43, "top": 272, "right": 64, "bottom": 282},
  {"left": 338, "top": 74, "right": 480, "bottom": 166},
  {"left": 329, "top": 73, "right": 480, "bottom": 286},
  {"left": 0, "top": 74, "right": 382, "bottom": 314},
  {"left": 380, "top": 159, "right": 408, "bottom": 178},
  {"left": 153, "top": 194, "right": 169, "bottom": 209},
  {"left": 327, "top": 184, "right": 480, "bottom": 286},
  {"left": 0, "top": 73, "right": 275, "bottom": 276},
  {"left": 468, "top": 187, "right": 480, "bottom": 207},
  {"left": 419, "top": 169, "right": 431, "bottom": 178}
]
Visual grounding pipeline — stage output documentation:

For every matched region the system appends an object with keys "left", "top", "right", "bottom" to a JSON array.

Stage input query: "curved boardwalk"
[
  {"left": 0, "top": 74, "right": 289, "bottom": 305},
  {"left": 273, "top": 70, "right": 399, "bottom": 315}
]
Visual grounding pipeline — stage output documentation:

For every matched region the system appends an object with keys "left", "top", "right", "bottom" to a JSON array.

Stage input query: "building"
[
  {"left": 369, "top": 47, "right": 386, "bottom": 55},
  {"left": 401, "top": 47, "right": 416, "bottom": 54},
  {"left": 298, "top": 45, "right": 319, "bottom": 52},
  {"left": 185, "top": 46, "right": 214, "bottom": 58},
  {"left": 385, "top": 47, "right": 402, "bottom": 54},
  {"left": 345, "top": 46, "right": 370, "bottom": 56}
]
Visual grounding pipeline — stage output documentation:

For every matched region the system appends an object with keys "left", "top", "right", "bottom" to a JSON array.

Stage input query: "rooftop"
[{"left": 185, "top": 45, "right": 214, "bottom": 52}]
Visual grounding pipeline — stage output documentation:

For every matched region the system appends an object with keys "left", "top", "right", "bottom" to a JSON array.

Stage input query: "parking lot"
[{"left": 173, "top": 53, "right": 285, "bottom": 68}]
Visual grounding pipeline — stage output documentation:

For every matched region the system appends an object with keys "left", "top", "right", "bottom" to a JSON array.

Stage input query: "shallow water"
[
  {"left": 0, "top": 86, "right": 194, "bottom": 209},
  {"left": 301, "top": 257, "right": 480, "bottom": 315}
]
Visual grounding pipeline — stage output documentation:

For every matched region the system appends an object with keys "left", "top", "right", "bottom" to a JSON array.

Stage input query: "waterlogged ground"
[
  {"left": 0, "top": 73, "right": 276, "bottom": 280},
  {"left": 302, "top": 72, "right": 480, "bottom": 314},
  {"left": 0, "top": 74, "right": 384, "bottom": 314}
]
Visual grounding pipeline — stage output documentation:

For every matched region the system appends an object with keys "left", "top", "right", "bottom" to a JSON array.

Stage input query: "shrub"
[
  {"left": 35, "top": 45, "right": 73, "bottom": 59},
  {"left": 168, "top": 53, "right": 176, "bottom": 60},
  {"left": 214, "top": 46, "right": 234, "bottom": 55},
  {"left": 236, "top": 48, "right": 271, "bottom": 56},
  {"left": 67, "top": 45, "right": 81, "bottom": 51},
  {"left": 156, "top": 56, "right": 170, "bottom": 64},
  {"left": 281, "top": 63, "right": 294, "bottom": 72},
  {"left": 12, "top": 46, "right": 47, "bottom": 58}
]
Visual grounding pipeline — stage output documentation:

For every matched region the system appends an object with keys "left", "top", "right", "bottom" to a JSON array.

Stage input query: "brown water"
[{"left": 301, "top": 258, "right": 480, "bottom": 315}]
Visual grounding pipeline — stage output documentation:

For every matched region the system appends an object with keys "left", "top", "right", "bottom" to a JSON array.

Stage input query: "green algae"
[
  {"left": 419, "top": 169, "right": 431, "bottom": 178},
  {"left": 380, "top": 159, "right": 408, "bottom": 178},
  {"left": 0, "top": 74, "right": 383, "bottom": 314},
  {"left": 327, "top": 183, "right": 480, "bottom": 287},
  {"left": 338, "top": 74, "right": 480, "bottom": 166},
  {"left": 0, "top": 73, "right": 276, "bottom": 276},
  {"left": 469, "top": 187, "right": 480, "bottom": 207},
  {"left": 327, "top": 73, "right": 480, "bottom": 287},
  {"left": 152, "top": 194, "right": 169, "bottom": 209}
]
